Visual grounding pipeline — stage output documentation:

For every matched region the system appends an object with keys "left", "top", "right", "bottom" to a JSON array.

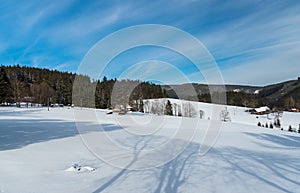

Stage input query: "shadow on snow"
[
  {"left": 92, "top": 139, "right": 200, "bottom": 193},
  {"left": 0, "top": 119, "right": 122, "bottom": 151},
  {"left": 244, "top": 132, "right": 300, "bottom": 148}
]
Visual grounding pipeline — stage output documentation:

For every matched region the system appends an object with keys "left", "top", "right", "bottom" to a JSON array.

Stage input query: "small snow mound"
[
  {"left": 65, "top": 164, "right": 96, "bottom": 172},
  {"left": 65, "top": 164, "right": 81, "bottom": 172},
  {"left": 82, "top": 166, "right": 96, "bottom": 171}
]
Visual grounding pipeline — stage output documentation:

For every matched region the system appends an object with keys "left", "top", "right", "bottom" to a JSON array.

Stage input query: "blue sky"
[{"left": 1, "top": 0, "right": 300, "bottom": 86}]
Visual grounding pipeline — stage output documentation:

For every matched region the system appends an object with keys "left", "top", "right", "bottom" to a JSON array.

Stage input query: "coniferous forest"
[{"left": 0, "top": 65, "right": 165, "bottom": 110}]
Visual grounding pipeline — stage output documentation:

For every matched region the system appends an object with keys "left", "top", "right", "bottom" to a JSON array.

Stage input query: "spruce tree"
[
  {"left": 288, "top": 125, "right": 293, "bottom": 132},
  {"left": 164, "top": 100, "right": 173, "bottom": 116},
  {"left": 0, "top": 67, "right": 11, "bottom": 103},
  {"left": 139, "top": 99, "right": 144, "bottom": 112}
]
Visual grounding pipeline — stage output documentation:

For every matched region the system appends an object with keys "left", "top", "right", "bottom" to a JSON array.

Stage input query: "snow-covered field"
[{"left": 0, "top": 103, "right": 300, "bottom": 193}]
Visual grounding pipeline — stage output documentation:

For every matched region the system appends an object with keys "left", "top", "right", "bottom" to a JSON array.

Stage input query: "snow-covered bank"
[
  {"left": 0, "top": 106, "right": 299, "bottom": 193},
  {"left": 144, "top": 98, "right": 300, "bottom": 131}
]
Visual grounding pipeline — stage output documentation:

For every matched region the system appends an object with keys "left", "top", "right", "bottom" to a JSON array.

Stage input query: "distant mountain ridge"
[
  {"left": 258, "top": 78, "right": 300, "bottom": 108},
  {"left": 162, "top": 78, "right": 300, "bottom": 109},
  {"left": 162, "top": 83, "right": 261, "bottom": 98}
]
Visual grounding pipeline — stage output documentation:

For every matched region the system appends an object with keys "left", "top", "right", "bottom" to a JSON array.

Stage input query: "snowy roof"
[{"left": 254, "top": 106, "right": 270, "bottom": 113}]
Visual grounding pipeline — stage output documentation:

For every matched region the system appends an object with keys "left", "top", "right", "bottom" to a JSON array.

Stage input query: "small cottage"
[{"left": 251, "top": 106, "right": 271, "bottom": 115}]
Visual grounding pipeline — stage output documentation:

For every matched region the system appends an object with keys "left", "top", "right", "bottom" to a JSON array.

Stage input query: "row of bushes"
[{"left": 257, "top": 122, "right": 300, "bottom": 133}]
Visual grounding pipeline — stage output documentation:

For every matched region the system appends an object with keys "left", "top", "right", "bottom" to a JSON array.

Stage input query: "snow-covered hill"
[
  {"left": 144, "top": 98, "right": 300, "bottom": 130},
  {"left": 0, "top": 104, "right": 299, "bottom": 193}
]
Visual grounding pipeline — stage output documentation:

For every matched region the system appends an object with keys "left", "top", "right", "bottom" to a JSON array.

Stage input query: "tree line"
[
  {"left": 1, "top": 65, "right": 75, "bottom": 106},
  {"left": 193, "top": 91, "right": 300, "bottom": 111},
  {"left": 0, "top": 65, "right": 165, "bottom": 109},
  {"left": 1, "top": 65, "right": 299, "bottom": 111}
]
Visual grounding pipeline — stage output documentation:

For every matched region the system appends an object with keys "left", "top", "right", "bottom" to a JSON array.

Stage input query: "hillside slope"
[
  {"left": 163, "top": 78, "right": 300, "bottom": 109},
  {"left": 259, "top": 79, "right": 300, "bottom": 107}
]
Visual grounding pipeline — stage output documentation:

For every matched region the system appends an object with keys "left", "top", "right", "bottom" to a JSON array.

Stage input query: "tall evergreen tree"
[
  {"left": 164, "top": 100, "right": 173, "bottom": 116},
  {"left": 0, "top": 67, "right": 11, "bottom": 103},
  {"left": 138, "top": 99, "right": 144, "bottom": 112}
]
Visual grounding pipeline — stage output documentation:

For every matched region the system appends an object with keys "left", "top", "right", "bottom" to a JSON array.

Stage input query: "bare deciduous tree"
[
  {"left": 220, "top": 107, "right": 231, "bottom": 122},
  {"left": 199, "top": 110, "right": 205, "bottom": 119},
  {"left": 183, "top": 102, "right": 197, "bottom": 118}
]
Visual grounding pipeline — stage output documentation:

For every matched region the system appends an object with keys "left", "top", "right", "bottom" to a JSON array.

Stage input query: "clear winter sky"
[{"left": 1, "top": 0, "right": 300, "bottom": 86}]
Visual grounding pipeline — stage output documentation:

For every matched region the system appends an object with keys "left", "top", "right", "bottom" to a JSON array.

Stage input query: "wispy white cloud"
[
  {"left": 198, "top": 1, "right": 300, "bottom": 60},
  {"left": 45, "top": 4, "right": 126, "bottom": 41},
  {"left": 186, "top": 1, "right": 300, "bottom": 85},
  {"left": 1, "top": 0, "right": 300, "bottom": 85},
  {"left": 221, "top": 42, "right": 300, "bottom": 85}
]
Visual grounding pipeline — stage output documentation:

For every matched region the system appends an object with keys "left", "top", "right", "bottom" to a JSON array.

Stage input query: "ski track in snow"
[{"left": 0, "top": 105, "right": 299, "bottom": 193}]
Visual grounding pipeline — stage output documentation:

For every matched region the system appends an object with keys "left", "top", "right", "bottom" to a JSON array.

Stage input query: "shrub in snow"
[
  {"left": 270, "top": 123, "right": 273, "bottom": 129},
  {"left": 265, "top": 123, "right": 268, "bottom": 128},
  {"left": 257, "top": 122, "right": 261, "bottom": 127},
  {"left": 220, "top": 108, "right": 231, "bottom": 122},
  {"left": 288, "top": 125, "right": 293, "bottom": 132},
  {"left": 274, "top": 118, "right": 281, "bottom": 128}
]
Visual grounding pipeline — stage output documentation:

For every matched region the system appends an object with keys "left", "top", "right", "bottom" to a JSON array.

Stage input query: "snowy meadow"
[{"left": 0, "top": 103, "right": 300, "bottom": 193}]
